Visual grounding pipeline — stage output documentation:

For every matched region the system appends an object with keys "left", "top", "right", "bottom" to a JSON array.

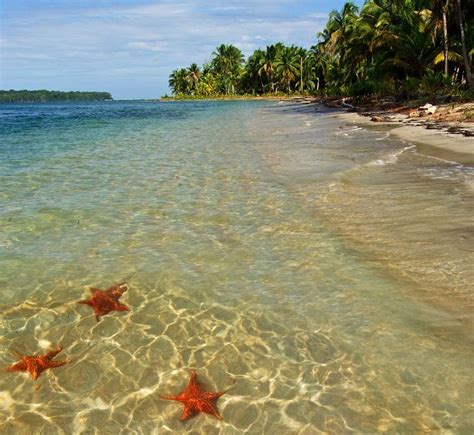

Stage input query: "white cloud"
[
  {"left": 1, "top": 1, "right": 330, "bottom": 98},
  {"left": 127, "top": 41, "right": 168, "bottom": 52}
]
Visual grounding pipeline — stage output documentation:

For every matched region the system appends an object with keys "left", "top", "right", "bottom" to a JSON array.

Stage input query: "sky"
[{"left": 1, "top": 0, "right": 363, "bottom": 99}]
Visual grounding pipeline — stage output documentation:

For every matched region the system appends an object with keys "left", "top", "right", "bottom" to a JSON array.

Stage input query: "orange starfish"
[
  {"left": 78, "top": 282, "right": 129, "bottom": 321},
  {"left": 6, "top": 347, "right": 68, "bottom": 380},
  {"left": 161, "top": 370, "right": 226, "bottom": 421}
]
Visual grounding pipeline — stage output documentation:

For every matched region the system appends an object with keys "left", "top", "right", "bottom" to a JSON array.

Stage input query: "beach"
[
  {"left": 0, "top": 100, "right": 473, "bottom": 433},
  {"left": 336, "top": 110, "right": 474, "bottom": 164}
]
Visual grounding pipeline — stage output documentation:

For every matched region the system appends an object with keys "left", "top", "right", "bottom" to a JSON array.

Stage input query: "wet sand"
[{"left": 336, "top": 112, "right": 474, "bottom": 165}]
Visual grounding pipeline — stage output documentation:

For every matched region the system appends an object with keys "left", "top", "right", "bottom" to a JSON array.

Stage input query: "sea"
[{"left": 0, "top": 100, "right": 473, "bottom": 433}]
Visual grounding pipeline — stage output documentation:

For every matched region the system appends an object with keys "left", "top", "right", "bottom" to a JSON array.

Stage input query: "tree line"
[
  {"left": 0, "top": 90, "right": 113, "bottom": 103},
  {"left": 168, "top": 0, "right": 473, "bottom": 98}
]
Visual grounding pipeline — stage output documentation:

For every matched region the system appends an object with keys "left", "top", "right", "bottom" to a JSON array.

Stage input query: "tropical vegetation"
[
  {"left": 168, "top": 0, "right": 473, "bottom": 99},
  {"left": 0, "top": 90, "right": 113, "bottom": 103}
]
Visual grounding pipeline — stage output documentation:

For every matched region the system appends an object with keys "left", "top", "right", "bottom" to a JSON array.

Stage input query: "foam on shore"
[{"left": 335, "top": 112, "right": 474, "bottom": 165}]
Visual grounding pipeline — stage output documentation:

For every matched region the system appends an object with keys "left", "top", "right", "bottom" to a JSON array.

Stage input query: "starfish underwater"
[
  {"left": 161, "top": 370, "right": 226, "bottom": 421},
  {"left": 6, "top": 347, "right": 68, "bottom": 380},
  {"left": 78, "top": 282, "right": 129, "bottom": 321}
]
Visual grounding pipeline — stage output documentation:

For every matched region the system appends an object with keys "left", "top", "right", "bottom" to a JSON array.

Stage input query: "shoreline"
[
  {"left": 160, "top": 95, "right": 315, "bottom": 102},
  {"left": 162, "top": 96, "right": 473, "bottom": 164},
  {"left": 289, "top": 105, "right": 474, "bottom": 330},
  {"left": 335, "top": 111, "right": 474, "bottom": 165}
]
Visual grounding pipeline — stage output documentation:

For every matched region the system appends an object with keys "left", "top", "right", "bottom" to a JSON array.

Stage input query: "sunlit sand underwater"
[{"left": 0, "top": 101, "right": 473, "bottom": 433}]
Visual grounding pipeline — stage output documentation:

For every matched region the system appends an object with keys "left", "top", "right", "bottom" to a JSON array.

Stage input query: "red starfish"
[
  {"left": 6, "top": 347, "right": 68, "bottom": 380},
  {"left": 161, "top": 370, "right": 226, "bottom": 421},
  {"left": 78, "top": 282, "right": 129, "bottom": 321}
]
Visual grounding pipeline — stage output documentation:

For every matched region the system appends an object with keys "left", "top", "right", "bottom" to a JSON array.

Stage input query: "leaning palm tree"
[{"left": 274, "top": 46, "right": 300, "bottom": 94}]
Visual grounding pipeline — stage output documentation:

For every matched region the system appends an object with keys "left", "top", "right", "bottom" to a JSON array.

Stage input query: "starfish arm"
[
  {"left": 113, "top": 302, "right": 129, "bottom": 312},
  {"left": 30, "top": 366, "right": 42, "bottom": 380},
  {"left": 78, "top": 299, "right": 92, "bottom": 306},
  {"left": 106, "top": 283, "right": 127, "bottom": 300},
  {"left": 11, "top": 349, "right": 24, "bottom": 358},
  {"left": 196, "top": 400, "right": 223, "bottom": 419},
  {"left": 185, "top": 370, "right": 202, "bottom": 395},
  {"left": 44, "top": 348, "right": 62, "bottom": 361},
  {"left": 106, "top": 282, "right": 127, "bottom": 292},
  {"left": 188, "top": 370, "right": 198, "bottom": 386},
  {"left": 202, "top": 390, "right": 226, "bottom": 401},
  {"left": 6, "top": 361, "right": 27, "bottom": 372},
  {"left": 161, "top": 394, "right": 185, "bottom": 402},
  {"left": 180, "top": 404, "right": 198, "bottom": 421},
  {"left": 94, "top": 306, "right": 108, "bottom": 321}
]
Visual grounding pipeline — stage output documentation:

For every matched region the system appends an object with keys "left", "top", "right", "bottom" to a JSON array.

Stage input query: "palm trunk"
[
  {"left": 443, "top": 1, "right": 449, "bottom": 76},
  {"left": 455, "top": 0, "right": 473, "bottom": 88},
  {"left": 300, "top": 56, "right": 304, "bottom": 93}
]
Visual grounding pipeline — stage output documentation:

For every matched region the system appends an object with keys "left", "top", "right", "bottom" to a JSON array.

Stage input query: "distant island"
[{"left": 0, "top": 90, "right": 113, "bottom": 103}]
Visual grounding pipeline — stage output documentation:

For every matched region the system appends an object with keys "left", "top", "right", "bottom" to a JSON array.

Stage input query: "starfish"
[
  {"left": 6, "top": 347, "right": 68, "bottom": 380},
  {"left": 161, "top": 370, "right": 226, "bottom": 421},
  {"left": 78, "top": 282, "right": 129, "bottom": 321}
]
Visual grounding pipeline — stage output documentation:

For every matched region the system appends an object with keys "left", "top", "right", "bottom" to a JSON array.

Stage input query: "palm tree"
[
  {"left": 431, "top": 0, "right": 455, "bottom": 77},
  {"left": 196, "top": 71, "right": 218, "bottom": 96},
  {"left": 167, "top": 0, "right": 472, "bottom": 98},
  {"left": 245, "top": 49, "right": 266, "bottom": 94},
  {"left": 168, "top": 68, "right": 189, "bottom": 95},
  {"left": 296, "top": 49, "right": 319, "bottom": 92},
  {"left": 212, "top": 44, "right": 244, "bottom": 94},
  {"left": 258, "top": 45, "right": 279, "bottom": 93},
  {"left": 186, "top": 63, "right": 201, "bottom": 93},
  {"left": 274, "top": 46, "right": 300, "bottom": 94},
  {"left": 454, "top": 0, "right": 473, "bottom": 88}
]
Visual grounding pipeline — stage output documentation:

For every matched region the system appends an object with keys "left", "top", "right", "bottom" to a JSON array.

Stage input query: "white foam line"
[
  {"left": 335, "top": 126, "right": 364, "bottom": 136},
  {"left": 367, "top": 145, "right": 416, "bottom": 166},
  {"left": 413, "top": 151, "right": 467, "bottom": 167}
]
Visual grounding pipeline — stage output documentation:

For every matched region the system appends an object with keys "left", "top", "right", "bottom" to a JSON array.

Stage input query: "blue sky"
[{"left": 1, "top": 1, "right": 363, "bottom": 99}]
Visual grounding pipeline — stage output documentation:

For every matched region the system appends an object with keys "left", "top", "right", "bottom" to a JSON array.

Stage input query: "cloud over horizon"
[{"left": 1, "top": 1, "right": 361, "bottom": 99}]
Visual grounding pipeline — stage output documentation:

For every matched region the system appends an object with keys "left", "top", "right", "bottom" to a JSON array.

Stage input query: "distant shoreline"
[
  {"left": 159, "top": 94, "right": 311, "bottom": 102},
  {"left": 0, "top": 90, "right": 113, "bottom": 103}
]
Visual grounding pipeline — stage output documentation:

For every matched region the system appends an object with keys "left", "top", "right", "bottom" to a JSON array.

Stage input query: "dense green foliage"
[
  {"left": 168, "top": 0, "right": 473, "bottom": 98},
  {"left": 0, "top": 90, "right": 113, "bottom": 103}
]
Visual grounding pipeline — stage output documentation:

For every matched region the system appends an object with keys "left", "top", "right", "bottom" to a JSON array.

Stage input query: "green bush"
[
  {"left": 348, "top": 80, "right": 376, "bottom": 96},
  {"left": 420, "top": 71, "right": 451, "bottom": 97}
]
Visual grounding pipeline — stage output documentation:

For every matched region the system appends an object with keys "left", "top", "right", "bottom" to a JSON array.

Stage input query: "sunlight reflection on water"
[{"left": 0, "top": 101, "right": 472, "bottom": 433}]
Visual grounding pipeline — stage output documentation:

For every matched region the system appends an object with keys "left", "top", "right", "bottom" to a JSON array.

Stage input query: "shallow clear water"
[{"left": 0, "top": 101, "right": 472, "bottom": 433}]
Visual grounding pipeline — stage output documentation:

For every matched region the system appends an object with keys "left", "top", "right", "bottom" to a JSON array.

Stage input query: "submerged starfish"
[
  {"left": 161, "top": 370, "right": 226, "bottom": 421},
  {"left": 6, "top": 347, "right": 68, "bottom": 380},
  {"left": 78, "top": 282, "right": 129, "bottom": 321}
]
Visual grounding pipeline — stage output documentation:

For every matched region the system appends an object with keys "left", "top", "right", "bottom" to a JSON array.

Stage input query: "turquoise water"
[{"left": 0, "top": 101, "right": 473, "bottom": 433}]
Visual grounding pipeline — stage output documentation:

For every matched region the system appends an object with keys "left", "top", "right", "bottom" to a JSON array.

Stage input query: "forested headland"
[
  {"left": 0, "top": 90, "right": 113, "bottom": 103},
  {"left": 167, "top": 0, "right": 473, "bottom": 100}
]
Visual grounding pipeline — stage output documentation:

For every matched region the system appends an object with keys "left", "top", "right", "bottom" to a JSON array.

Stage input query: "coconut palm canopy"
[{"left": 168, "top": 0, "right": 473, "bottom": 98}]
